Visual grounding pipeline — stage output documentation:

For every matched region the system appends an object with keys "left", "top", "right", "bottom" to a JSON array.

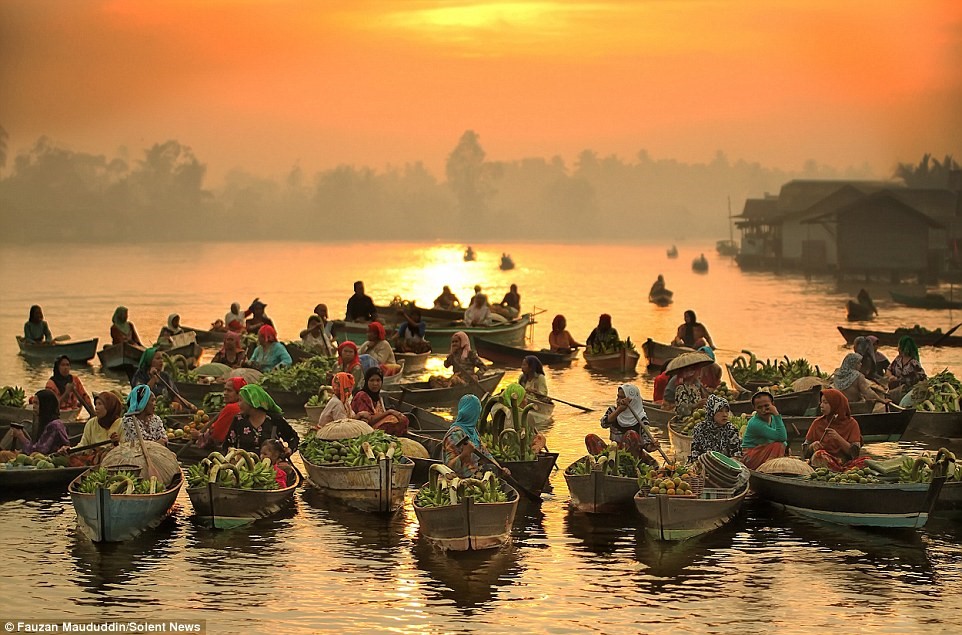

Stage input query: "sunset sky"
[{"left": 2, "top": 0, "right": 961, "bottom": 182}]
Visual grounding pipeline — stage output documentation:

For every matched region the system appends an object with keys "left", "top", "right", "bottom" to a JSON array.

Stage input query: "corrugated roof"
[{"left": 802, "top": 189, "right": 946, "bottom": 228}]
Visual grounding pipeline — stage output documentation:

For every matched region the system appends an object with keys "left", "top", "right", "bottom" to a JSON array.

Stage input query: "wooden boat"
[
  {"left": 781, "top": 407, "right": 915, "bottom": 443},
  {"left": 97, "top": 341, "right": 146, "bottom": 370},
  {"left": 641, "top": 339, "right": 693, "bottom": 369},
  {"left": 749, "top": 470, "right": 948, "bottom": 528},
  {"left": 299, "top": 454, "right": 414, "bottom": 513},
  {"left": 691, "top": 256, "right": 708, "bottom": 273},
  {"left": 716, "top": 239, "right": 738, "bottom": 257},
  {"left": 0, "top": 464, "right": 90, "bottom": 491},
  {"left": 667, "top": 424, "right": 692, "bottom": 463},
  {"left": 173, "top": 380, "right": 219, "bottom": 404},
  {"left": 414, "top": 485, "right": 519, "bottom": 550},
  {"left": 838, "top": 326, "right": 962, "bottom": 348},
  {"left": 564, "top": 459, "right": 640, "bottom": 513},
  {"left": 474, "top": 337, "right": 576, "bottom": 366},
  {"left": 728, "top": 387, "right": 820, "bottom": 417},
  {"left": 165, "top": 440, "right": 210, "bottom": 464},
  {"left": 69, "top": 472, "right": 183, "bottom": 542},
  {"left": 187, "top": 467, "right": 301, "bottom": 528},
  {"left": 338, "top": 315, "right": 532, "bottom": 351},
  {"left": 397, "top": 351, "right": 431, "bottom": 373},
  {"left": 382, "top": 371, "right": 505, "bottom": 408},
  {"left": 648, "top": 289, "right": 674, "bottom": 307},
  {"left": 583, "top": 349, "right": 640, "bottom": 373},
  {"left": 182, "top": 325, "right": 227, "bottom": 345},
  {"left": 634, "top": 468, "right": 750, "bottom": 541},
  {"left": 667, "top": 246, "right": 678, "bottom": 258},
  {"left": 890, "top": 291, "right": 962, "bottom": 310},
  {"left": 846, "top": 299, "right": 876, "bottom": 321},
  {"left": 905, "top": 410, "right": 962, "bottom": 439},
  {"left": 164, "top": 341, "right": 203, "bottom": 363},
  {"left": 463, "top": 246, "right": 476, "bottom": 262},
  {"left": 499, "top": 255, "right": 515, "bottom": 271},
  {"left": 642, "top": 400, "right": 673, "bottom": 428},
  {"left": 16, "top": 337, "right": 98, "bottom": 364},
  {"left": 374, "top": 305, "right": 464, "bottom": 324},
  {"left": 934, "top": 480, "right": 962, "bottom": 511},
  {"left": 0, "top": 404, "right": 35, "bottom": 427}
]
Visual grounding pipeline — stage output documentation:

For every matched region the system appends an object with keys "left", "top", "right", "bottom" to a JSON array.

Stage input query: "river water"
[{"left": 1, "top": 241, "right": 962, "bottom": 634}]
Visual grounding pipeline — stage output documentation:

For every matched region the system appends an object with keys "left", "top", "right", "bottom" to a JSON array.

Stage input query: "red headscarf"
[
  {"left": 368, "top": 321, "right": 386, "bottom": 341},
  {"left": 552, "top": 315, "right": 566, "bottom": 332},
  {"left": 258, "top": 324, "right": 278, "bottom": 343},
  {"left": 209, "top": 377, "right": 247, "bottom": 443},
  {"left": 806, "top": 388, "right": 862, "bottom": 454},
  {"left": 226, "top": 377, "right": 247, "bottom": 393},
  {"left": 337, "top": 341, "right": 360, "bottom": 370}
]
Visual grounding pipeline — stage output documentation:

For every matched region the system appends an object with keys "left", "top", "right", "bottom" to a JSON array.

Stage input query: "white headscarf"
[
  {"left": 166, "top": 313, "right": 183, "bottom": 335},
  {"left": 225, "top": 303, "right": 243, "bottom": 326},
  {"left": 616, "top": 383, "right": 647, "bottom": 428}
]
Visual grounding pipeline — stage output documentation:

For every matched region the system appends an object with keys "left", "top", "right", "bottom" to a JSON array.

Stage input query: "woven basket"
[
  {"left": 316, "top": 418, "right": 373, "bottom": 440},
  {"left": 756, "top": 456, "right": 814, "bottom": 476},
  {"left": 397, "top": 437, "right": 429, "bottom": 459},
  {"left": 100, "top": 441, "right": 181, "bottom": 485}
]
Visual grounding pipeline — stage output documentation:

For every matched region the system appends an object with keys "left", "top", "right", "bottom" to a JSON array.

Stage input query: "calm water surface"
[{"left": 2, "top": 242, "right": 962, "bottom": 634}]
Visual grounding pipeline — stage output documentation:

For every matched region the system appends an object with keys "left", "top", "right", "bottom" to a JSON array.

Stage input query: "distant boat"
[
  {"left": 692, "top": 254, "right": 708, "bottom": 273},
  {"left": 648, "top": 288, "right": 674, "bottom": 307},
  {"left": 716, "top": 240, "right": 738, "bottom": 257},
  {"left": 463, "top": 246, "right": 476, "bottom": 262},
  {"left": 890, "top": 291, "right": 962, "bottom": 310},
  {"left": 667, "top": 246, "right": 678, "bottom": 258},
  {"left": 846, "top": 288, "right": 878, "bottom": 321},
  {"left": 499, "top": 254, "right": 515, "bottom": 270}
]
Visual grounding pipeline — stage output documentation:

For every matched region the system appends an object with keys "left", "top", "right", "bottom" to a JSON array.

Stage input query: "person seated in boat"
[
  {"left": 158, "top": 313, "right": 185, "bottom": 346},
  {"left": 671, "top": 310, "right": 715, "bottom": 349},
  {"left": 121, "top": 385, "right": 168, "bottom": 446},
  {"left": 358, "top": 321, "right": 397, "bottom": 365},
  {"left": 433, "top": 286, "right": 462, "bottom": 311},
  {"left": 23, "top": 305, "right": 53, "bottom": 344},
  {"left": 856, "top": 288, "right": 878, "bottom": 315},
  {"left": 652, "top": 361, "right": 671, "bottom": 403},
  {"left": 885, "top": 336, "right": 927, "bottom": 403},
  {"left": 46, "top": 355, "right": 95, "bottom": 418},
  {"left": 316, "top": 372, "right": 356, "bottom": 428},
  {"left": 191, "top": 377, "right": 247, "bottom": 449},
  {"left": 741, "top": 390, "right": 788, "bottom": 469},
  {"left": 697, "top": 346, "right": 723, "bottom": 390},
  {"left": 649, "top": 275, "right": 667, "bottom": 298},
  {"left": 548, "top": 314, "right": 583, "bottom": 353},
  {"left": 76, "top": 391, "right": 124, "bottom": 447},
  {"left": 335, "top": 341, "right": 365, "bottom": 388},
  {"left": 803, "top": 388, "right": 862, "bottom": 465},
  {"left": 260, "top": 439, "right": 290, "bottom": 489},
  {"left": 470, "top": 284, "right": 483, "bottom": 305},
  {"left": 585, "top": 314, "right": 619, "bottom": 352},
  {"left": 852, "top": 336, "right": 884, "bottom": 383},
  {"left": 225, "top": 385, "right": 298, "bottom": 455},
  {"left": 300, "top": 314, "right": 336, "bottom": 356},
  {"left": 442, "top": 395, "right": 503, "bottom": 478},
  {"left": 492, "top": 284, "right": 521, "bottom": 319},
  {"left": 865, "top": 335, "right": 890, "bottom": 375},
  {"left": 394, "top": 308, "right": 432, "bottom": 354},
  {"left": 832, "top": 352, "right": 886, "bottom": 406},
  {"left": 244, "top": 298, "right": 275, "bottom": 335},
  {"left": 689, "top": 394, "right": 743, "bottom": 463},
  {"left": 664, "top": 367, "right": 707, "bottom": 414},
  {"left": 430, "top": 332, "right": 486, "bottom": 387},
  {"left": 212, "top": 331, "right": 248, "bottom": 369},
  {"left": 591, "top": 383, "right": 659, "bottom": 465},
  {"left": 1, "top": 389, "right": 70, "bottom": 454},
  {"left": 464, "top": 293, "right": 492, "bottom": 327},
  {"left": 513, "top": 355, "right": 554, "bottom": 421},
  {"left": 345, "top": 280, "right": 377, "bottom": 322},
  {"left": 225, "top": 302, "right": 245, "bottom": 333},
  {"left": 131, "top": 347, "right": 176, "bottom": 401},
  {"left": 352, "top": 367, "right": 410, "bottom": 435},
  {"left": 247, "top": 325, "right": 293, "bottom": 373},
  {"left": 110, "top": 305, "right": 143, "bottom": 346}
]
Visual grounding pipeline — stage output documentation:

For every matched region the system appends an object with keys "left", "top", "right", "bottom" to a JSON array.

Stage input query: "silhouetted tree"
[
  {"left": 445, "top": 130, "right": 494, "bottom": 222},
  {"left": 895, "top": 154, "right": 960, "bottom": 188}
]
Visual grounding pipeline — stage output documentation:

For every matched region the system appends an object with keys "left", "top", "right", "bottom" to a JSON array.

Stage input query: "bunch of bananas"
[
  {"left": 300, "top": 430, "right": 404, "bottom": 467},
  {"left": 414, "top": 464, "right": 509, "bottom": 508},
  {"left": 187, "top": 448, "right": 279, "bottom": 490},
  {"left": 897, "top": 448, "right": 960, "bottom": 483},
  {"left": 77, "top": 467, "right": 161, "bottom": 495},
  {"left": 0, "top": 386, "right": 26, "bottom": 408},
  {"left": 566, "top": 444, "right": 655, "bottom": 479},
  {"left": 731, "top": 352, "right": 825, "bottom": 387},
  {"left": 908, "top": 371, "right": 962, "bottom": 412}
]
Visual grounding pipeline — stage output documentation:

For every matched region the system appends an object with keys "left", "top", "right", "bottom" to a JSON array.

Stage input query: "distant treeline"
[{"left": 0, "top": 130, "right": 879, "bottom": 243}]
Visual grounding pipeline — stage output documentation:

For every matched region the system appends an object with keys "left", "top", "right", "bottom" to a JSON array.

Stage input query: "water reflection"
[
  {"left": 563, "top": 510, "right": 637, "bottom": 557},
  {"left": 411, "top": 539, "right": 522, "bottom": 612}
]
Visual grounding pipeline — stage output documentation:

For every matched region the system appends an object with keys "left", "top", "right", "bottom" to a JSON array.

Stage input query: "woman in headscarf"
[
  {"left": 358, "top": 321, "right": 396, "bottom": 365},
  {"left": 110, "top": 306, "right": 143, "bottom": 346},
  {"left": 442, "top": 395, "right": 499, "bottom": 478},
  {"left": 803, "top": 388, "right": 862, "bottom": 464},
  {"left": 436, "top": 331, "right": 486, "bottom": 387},
  {"left": 300, "top": 314, "right": 335, "bottom": 356},
  {"left": 225, "top": 385, "right": 298, "bottom": 454},
  {"left": 866, "top": 335, "right": 890, "bottom": 374},
  {"left": 689, "top": 394, "right": 742, "bottom": 463},
  {"left": 158, "top": 313, "right": 184, "bottom": 343},
  {"left": 589, "top": 383, "right": 659, "bottom": 464},
  {"left": 463, "top": 293, "right": 492, "bottom": 327},
  {"left": 225, "top": 302, "right": 245, "bottom": 333},
  {"left": 832, "top": 352, "right": 884, "bottom": 405},
  {"left": 23, "top": 305, "right": 53, "bottom": 344},
  {"left": 45, "top": 355, "right": 95, "bottom": 417},
  {"left": 671, "top": 310, "right": 715, "bottom": 349},
  {"left": 212, "top": 331, "right": 247, "bottom": 369},
  {"left": 518, "top": 355, "right": 552, "bottom": 416},
  {"left": 664, "top": 367, "right": 707, "bottom": 415},
  {"left": 548, "top": 314, "right": 583, "bottom": 353},
  {"left": 585, "top": 314, "right": 620, "bottom": 352},
  {"left": 352, "top": 366, "right": 409, "bottom": 435},
  {"left": 433, "top": 286, "right": 462, "bottom": 311},
  {"left": 852, "top": 336, "right": 883, "bottom": 382},
  {"left": 247, "top": 325, "right": 292, "bottom": 372},
  {"left": 244, "top": 298, "right": 274, "bottom": 334},
  {"left": 76, "top": 392, "right": 124, "bottom": 447},
  {"left": 193, "top": 377, "right": 247, "bottom": 447},
  {"left": 122, "top": 385, "right": 168, "bottom": 445},
  {"left": 316, "top": 372, "right": 356, "bottom": 428},
  {"left": 2, "top": 390, "right": 70, "bottom": 454},
  {"left": 336, "top": 341, "right": 364, "bottom": 387},
  {"left": 885, "top": 336, "right": 927, "bottom": 402},
  {"left": 131, "top": 347, "right": 177, "bottom": 401}
]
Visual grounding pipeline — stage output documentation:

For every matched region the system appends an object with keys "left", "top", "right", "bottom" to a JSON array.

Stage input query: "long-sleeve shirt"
[
  {"left": 23, "top": 320, "right": 53, "bottom": 343},
  {"left": 77, "top": 417, "right": 123, "bottom": 447},
  {"left": 23, "top": 420, "right": 70, "bottom": 454},
  {"left": 358, "top": 339, "right": 396, "bottom": 365},
  {"left": 250, "top": 343, "right": 293, "bottom": 372},
  {"left": 689, "top": 421, "right": 742, "bottom": 462},
  {"left": 346, "top": 294, "right": 377, "bottom": 322},
  {"left": 45, "top": 376, "right": 91, "bottom": 411},
  {"left": 741, "top": 413, "right": 788, "bottom": 449},
  {"left": 122, "top": 414, "right": 167, "bottom": 444}
]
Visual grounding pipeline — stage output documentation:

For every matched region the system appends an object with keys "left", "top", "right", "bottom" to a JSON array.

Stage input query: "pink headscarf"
[{"left": 451, "top": 331, "right": 471, "bottom": 360}]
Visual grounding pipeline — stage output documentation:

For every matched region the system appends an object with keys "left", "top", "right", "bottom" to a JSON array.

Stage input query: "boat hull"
[
  {"left": 474, "top": 337, "right": 575, "bottom": 366},
  {"left": 300, "top": 455, "right": 414, "bottom": 513},
  {"left": 69, "top": 473, "right": 182, "bottom": 542},
  {"left": 414, "top": 491, "right": 519, "bottom": 551},
  {"left": 186, "top": 469, "right": 300, "bottom": 528},
  {"left": 890, "top": 292, "right": 962, "bottom": 310},
  {"left": 634, "top": 486, "right": 748, "bottom": 541},
  {"left": 782, "top": 408, "right": 914, "bottom": 443},
  {"left": 907, "top": 411, "right": 962, "bottom": 438},
  {"left": 838, "top": 326, "right": 962, "bottom": 348},
  {"left": 583, "top": 349, "right": 640, "bottom": 373},
  {"left": 182, "top": 326, "right": 227, "bottom": 345},
  {"left": 397, "top": 352, "right": 431, "bottom": 373},
  {"left": 17, "top": 337, "right": 98, "bottom": 363},
  {"left": 338, "top": 315, "right": 532, "bottom": 351},
  {"left": 97, "top": 342, "right": 146, "bottom": 370},
  {"left": 641, "top": 339, "right": 693, "bottom": 369},
  {"left": 564, "top": 465, "right": 639, "bottom": 513},
  {"left": 0, "top": 465, "right": 89, "bottom": 491},
  {"left": 382, "top": 372, "right": 504, "bottom": 408}
]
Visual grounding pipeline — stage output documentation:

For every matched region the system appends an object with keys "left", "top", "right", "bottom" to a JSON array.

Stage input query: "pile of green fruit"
[
  {"left": 414, "top": 464, "right": 510, "bottom": 508},
  {"left": 306, "top": 391, "right": 332, "bottom": 408},
  {"left": 260, "top": 356, "right": 336, "bottom": 394},
  {"left": 77, "top": 467, "right": 162, "bottom": 494},
  {"left": 908, "top": 370, "right": 962, "bottom": 412},
  {"left": 730, "top": 352, "right": 826, "bottom": 388},
  {"left": 0, "top": 386, "right": 26, "bottom": 408},
  {"left": 889, "top": 449, "right": 961, "bottom": 483},
  {"left": 478, "top": 390, "right": 541, "bottom": 463},
  {"left": 896, "top": 325, "right": 942, "bottom": 336},
  {"left": 300, "top": 430, "right": 404, "bottom": 467},
  {"left": 806, "top": 466, "right": 880, "bottom": 484},
  {"left": 639, "top": 463, "right": 695, "bottom": 496},
  {"left": 162, "top": 354, "right": 198, "bottom": 382},
  {"left": 711, "top": 382, "right": 741, "bottom": 401},
  {"left": 202, "top": 392, "right": 226, "bottom": 412},
  {"left": 0, "top": 450, "right": 70, "bottom": 469},
  {"left": 186, "top": 448, "right": 280, "bottom": 490},
  {"left": 670, "top": 411, "right": 749, "bottom": 438},
  {"left": 588, "top": 337, "right": 636, "bottom": 355},
  {"left": 566, "top": 444, "right": 655, "bottom": 479}
]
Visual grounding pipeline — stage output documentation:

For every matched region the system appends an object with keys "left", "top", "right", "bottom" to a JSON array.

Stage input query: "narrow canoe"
[
  {"left": 69, "top": 472, "right": 183, "bottom": 542},
  {"left": 846, "top": 300, "right": 876, "bottom": 321},
  {"left": 583, "top": 349, "right": 640, "bottom": 373},
  {"left": 97, "top": 342, "right": 146, "bottom": 370},
  {"left": 0, "top": 464, "right": 90, "bottom": 491},
  {"left": 414, "top": 486, "right": 519, "bottom": 551},
  {"left": 16, "top": 337, "right": 99, "bottom": 364},
  {"left": 934, "top": 481, "right": 962, "bottom": 511},
  {"left": 781, "top": 407, "right": 915, "bottom": 443},
  {"left": 906, "top": 410, "right": 962, "bottom": 439},
  {"left": 186, "top": 467, "right": 301, "bottom": 528},
  {"left": 182, "top": 326, "right": 227, "bottom": 345},
  {"left": 564, "top": 460, "right": 640, "bottom": 513},
  {"left": 336, "top": 315, "right": 532, "bottom": 351},
  {"left": 299, "top": 454, "right": 414, "bottom": 513},
  {"left": 748, "top": 471, "right": 948, "bottom": 528},
  {"left": 165, "top": 440, "right": 210, "bottom": 464},
  {"left": 382, "top": 371, "right": 505, "bottom": 408},
  {"left": 474, "top": 337, "right": 576, "bottom": 366},
  {"left": 641, "top": 339, "right": 693, "bottom": 369},
  {"left": 890, "top": 291, "right": 962, "bottom": 310},
  {"left": 649, "top": 291, "right": 674, "bottom": 307},
  {"left": 0, "top": 404, "right": 35, "bottom": 426},
  {"left": 374, "top": 305, "right": 464, "bottom": 324},
  {"left": 728, "top": 387, "right": 821, "bottom": 417},
  {"left": 838, "top": 326, "right": 962, "bottom": 348},
  {"left": 634, "top": 474, "right": 750, "bottom": 541}
]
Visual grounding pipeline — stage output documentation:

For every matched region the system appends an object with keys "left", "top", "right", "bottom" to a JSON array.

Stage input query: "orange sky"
[{"left": 1, "top": 0, "right": 961, "bottom": 182}]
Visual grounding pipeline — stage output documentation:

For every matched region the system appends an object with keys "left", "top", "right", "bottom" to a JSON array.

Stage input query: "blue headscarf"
[
  {"left": 359, "top": 354, "right": 379, "bottom": 374},
  {"left": 698, "top": 346, "right": 715, "bottom": 362},
  {"left": 451, "top": 394, "right": 482, "bottom": 447},
  {"left": 127, "top": 384, "right": 153, "bottom": 415}
]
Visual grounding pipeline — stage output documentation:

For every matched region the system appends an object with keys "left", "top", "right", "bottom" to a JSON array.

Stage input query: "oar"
[
  {"left": 625, "top": 402, "right": 671, "bottom": 464},
  {"left": 154, "top": 373, "right": 198, "bottom": 412},
  {"left": 528, "top": 390, "right": 594, "bottom": 412},
  {"left": 66, "top": 439, "right": 116, "bottom": 454},
  {"left": 932, "top": 323, "right": 962, "bottom": 347},
  {"left": 471, "top": 448, "right": 541, "bottom": 502},
  {"left": 53, "top": 335, "right": 72, "bottom": 342},
  {"left": 132, "top": 413, "right": 161, "bottom": 481}
]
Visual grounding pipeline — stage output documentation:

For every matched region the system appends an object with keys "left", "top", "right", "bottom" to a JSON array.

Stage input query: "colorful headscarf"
[
  {"left": 698, "top": 345, "right": 715, "bottom": 362},
  {"left": 551, "top": 315, "right": 566, "bottom": 332},
  {"left": 521, "top": 355, "right": 545, "bottom": 383},
  {"left": 94, "top": 391, "right": 123, "bottom": 430},
  {"left": 112, "top": 306, "right": 132, "bottom": 336},
  {"left": 258, "top": 324, "right": 278, "bottom": 344},
  {"left": 616, "top": 383, "right": 646, "bottom": 428},
  {"left": 50, "top": 354, "right": 73, "bottom": 394},
  {"left": 332, "top": 372, "right": 356, "bottom": 404},
  {"left": 361, "top": 366, "right": 384, "bottom": 401},
  {"left": 367, "top": 321, "right": 386, "bottom": 341},
  {"left": 451, "top": 331, "right": 471, "bottom": 360},
  {"left": 833, "top": 353, "right": 863, "bottom": 391},
  {"left": 501, "top": 383, "right": 526, "bottom": 406},
  {"left": 705, "top": 393, "right": 730, "bottom": 423},
  {"left": 452, "top": 394, "right": 482, "bottom": 447},
  {"left": 138, "top": 347, "right": 159, "bottom": 372},
  {"left": 337, "top": 341, "right": 360, "bottom": 370},
  {"left": 166, "top": 313, "right": 183, "bottom": 335},
  {"left": 806, "top": 388, "right": 861, "bottom": 452},
  {"left": 225, "top": 377, "right": 247, "bottom": 394},
  {"left": 239, "top": 384, "right": 281, "bottom": 413},
  {"left": 127, "top": 384, "right": 153, "bottom": 415},
  {"left": 898, "top": 336, "right": 920, "bottom": 361}
]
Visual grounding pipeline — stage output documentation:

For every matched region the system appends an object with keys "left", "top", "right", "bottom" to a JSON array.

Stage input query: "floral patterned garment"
[
  {"left": 225, "top": 413, "right": 300, "bottom": 454},
  {"left": 689, "top": 421, "right": 743, "bottom": 463},
  {"left": 121, "top": 414, "right": 167, "bottom": 443},
  {"left": 674, "top": 382, "right": 703, "bottom": 409}
]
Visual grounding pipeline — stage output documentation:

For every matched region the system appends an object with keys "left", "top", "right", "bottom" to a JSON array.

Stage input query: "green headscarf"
[
  {"left": 138, "top": 347, "right": 159, "bottom": 372},
  {"left": 112, "top": 306, "right": 132, "bottom": 336},
  {"left": 239, "top": 384, "right": 282, "bottom": 414},
  {"left": 898, "top": 336, "right": 920, "bottom": 361},
  {"left": 501, "top": 382, "right": 526, "bottom": 406}
]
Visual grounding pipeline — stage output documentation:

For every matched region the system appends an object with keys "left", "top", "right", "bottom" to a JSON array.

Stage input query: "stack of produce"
[
  {"left": 806, "top": 467, "right": 881, "bottom": 484},
  {"left": 565, "top": 444, "right": 655, "bottom": 479},
  {"left": 896, "top": 325, "right": 942, "bottom": 336},
  {"left": 588, "top": 337, "right": 636, "bottom": 356},
  {"left": 201, "top": 392, "right": 225, "bottom": 412},
  {"left": 305, "top": 390, "right": 332, "bottom": 409},
  {"left": 0, "top": 451, "right": 71, "bottom": 469},
  {"left": 907, "top": 370, "right": 962, "bottom": 412},
  {"left": 711, "top": 382, "right": 741, "bottom": 401},
  {"left": 883, "top": 449, "right": 962, "bottom": 483},
  {"left": 639, "top": 463, "right": 698, "bottom": 496},
  {"left": 300, "top": 430, "right": 404, "bottom": 467},
  {"left": 414, "top": 464, "right": 510, "bottom": 507},
  {"left": 730, "top": 352, "right": 825, "bottom": 390},
  {"left": 260, "top": 356, "right": 336, "bottom": 395},
  {"left": 76, "top": 467, "right": 163, "bottom": 494},
  {"left": 0, "top": 386, "right": 26, "bottom": 408},
  {"left": 165, "top": 409, "right": 211, "bottom": 441},
  {"left": 670, "top": 410, "right": 749, "bottom": 437},
  {"left": 186, "top": 449, "right": 280, "bottom": 490},
  {"left": 163, "top": 354, "right": 197, "bottom": 382},
  {"left": 478, "top": 390, "right": 542, "bottom": 463}
]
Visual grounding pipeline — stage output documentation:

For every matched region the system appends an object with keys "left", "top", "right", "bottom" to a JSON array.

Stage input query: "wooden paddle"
[
  {"left": 66, "top": 439, "right": 115, "bottom": 454},
  {"left": 53, "top": 335, "right": 71, "bottom": 342},
  {"left": 932, "top": 322, "right": 962, "bottom": 347},
  {"left": 153, "top": 372, "right": 198, "bottom": 412},
  {"left": 626, "top": 402, "right": 671, "bottom": 464},
  {"left": 527, "top": 390, "right": 593, "bottom": 412},
  {"left": 471, "top": 448, "right": 541, "bottom": 502},
  {"left": 131, "top": 413, "right": 161, "bottom": 481}
]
